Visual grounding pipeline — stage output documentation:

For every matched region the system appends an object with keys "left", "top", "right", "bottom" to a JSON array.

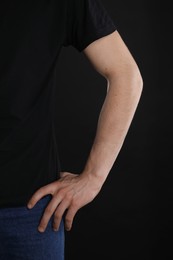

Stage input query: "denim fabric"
[{"left": 0, "top": 195, "right": 65, "bottom": 260}]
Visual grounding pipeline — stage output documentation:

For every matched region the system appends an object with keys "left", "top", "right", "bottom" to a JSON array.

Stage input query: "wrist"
[{"left": 81, "top": 168, "right": 108, "bottom": 189}]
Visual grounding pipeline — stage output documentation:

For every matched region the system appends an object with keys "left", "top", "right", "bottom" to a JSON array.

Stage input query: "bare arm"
[
  {"left": 27, "top": 30, "right": 143, "bottom": 233},
  {"left": 82, "top": 30, "right": 143, "bottom": 185}
]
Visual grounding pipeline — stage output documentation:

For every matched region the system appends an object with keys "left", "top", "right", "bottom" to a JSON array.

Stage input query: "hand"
[{"left": 27, "top": 171, "right": 102, "bottom": 233}]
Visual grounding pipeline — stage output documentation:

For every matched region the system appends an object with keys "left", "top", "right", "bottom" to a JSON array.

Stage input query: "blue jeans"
[{"left": 0, "top": 195, "right": 65, "bottom": 260}]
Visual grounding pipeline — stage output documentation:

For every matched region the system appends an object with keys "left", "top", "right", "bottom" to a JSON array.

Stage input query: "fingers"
[
  {"left": 38, "top": 200, "right": 78, "bottom": 232},
  {"left": 27, "top": 182, "right": 58, "bottom": 209},
  {"left": 52, "top": 199, "right": 70, "bottom": 231},
  {"left": 26, "top": 174, "right": 81, "bottom": 233},
  {"left": 38, "top": 194, "right": 63, "bottom": 232},
  {"left": 64, "top": 206, "right": 78, "bottom": 231}
]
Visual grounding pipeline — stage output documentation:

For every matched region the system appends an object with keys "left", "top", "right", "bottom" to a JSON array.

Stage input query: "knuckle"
[
  {"left": 44, "top": 207, "right": 53, "bottom": 215},
  {"left": 50, "top": 188, "right": 55, "bottom": 195},
  {"left": 32, "top": 193, "right": 40, "bottom": 202},
  {"left": 39, "top": 218, "right": 47, "bottom": 227},
  {"left": 54, "top": 213, "right": 61, "bottom": 221},
  {"left": 65, "top": 192, "right": 72, "bottom": 201},
  {"left": 65, "top": 216, "right": 72, "bottom": 224},
  {"left": 57, "top": 189, "right": 65, "bottom": 198},
  {"left": 71, "top": 199, "right": 78, "bottom": 208}
]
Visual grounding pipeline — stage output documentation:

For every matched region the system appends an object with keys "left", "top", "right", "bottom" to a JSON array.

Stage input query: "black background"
[{"left": 54, "top": 1, "right": 172, "bottom": 259}]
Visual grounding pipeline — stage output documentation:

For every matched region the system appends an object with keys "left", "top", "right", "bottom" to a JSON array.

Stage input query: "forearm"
[{"left": 82, "top": 74, "right": 143, "bottom": 185}]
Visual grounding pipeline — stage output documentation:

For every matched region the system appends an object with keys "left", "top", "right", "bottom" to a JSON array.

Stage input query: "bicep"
[{"left": 83, "top": 30, "right": 139, "bottom": 80}]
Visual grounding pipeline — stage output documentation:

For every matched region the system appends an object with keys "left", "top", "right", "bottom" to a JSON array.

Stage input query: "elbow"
[
  {"left": 134, "top": 65, "right": 143, "bottom": 90},
  {"left": 135, "top": 71, "right": 143, "bottom": 106},
  {"left": 131, "top": 66, "right": 143, "bottom": 97},
  {"left": 106, "top": 63, "right": 143, "bottom": 97}
]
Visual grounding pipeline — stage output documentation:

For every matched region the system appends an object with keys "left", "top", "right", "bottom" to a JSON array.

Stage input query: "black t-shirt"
[{"left": 0, "top": 0, "right": 117, "bottom": 207}]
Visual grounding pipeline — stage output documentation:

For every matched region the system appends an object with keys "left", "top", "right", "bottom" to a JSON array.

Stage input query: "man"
[{"left": 0, "top": 0, "right": 143, "bottom": 259}]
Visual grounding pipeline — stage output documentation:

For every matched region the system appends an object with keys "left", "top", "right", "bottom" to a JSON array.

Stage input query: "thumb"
[
  {"left": 60, "top": 171, "right": 79, "bottom": 178},
  {"left": 60, "top": 171, "right": 70, "bottom": 178}
]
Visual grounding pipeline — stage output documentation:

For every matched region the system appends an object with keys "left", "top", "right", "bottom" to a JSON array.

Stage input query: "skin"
[{"left": 27, "top": 30, "right": 143, "bottom": 233}]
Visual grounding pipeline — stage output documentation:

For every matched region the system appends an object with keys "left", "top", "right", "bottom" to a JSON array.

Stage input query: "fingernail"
[
  {"left": 66, "top": 226, "right": 70, "bottom": 231},
  {"left": 38, "top": 226, "right": 44, "bottom": 233},
  {"left": 53, "top": 228, "right": 59, "bottom": 232},
  {"left": 27, "top": 203, "right": 32, "bottom": 209}
]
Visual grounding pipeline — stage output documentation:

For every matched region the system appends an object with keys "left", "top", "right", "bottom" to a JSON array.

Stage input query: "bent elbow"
[
  {"left": 107, "top": 64, "right": 143, "bottom": 95},
  {"left": 132, "top": 66, "right": 143, "bottom": 96}
]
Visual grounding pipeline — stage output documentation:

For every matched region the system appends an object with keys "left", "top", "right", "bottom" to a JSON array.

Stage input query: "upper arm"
[{"left": 83, "top": 30, "right": 142, "bottom": 82}]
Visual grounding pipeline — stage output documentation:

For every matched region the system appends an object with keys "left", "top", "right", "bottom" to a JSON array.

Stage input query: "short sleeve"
[{"left": 63, "top": 0, "right": 117, "bottom": 52}]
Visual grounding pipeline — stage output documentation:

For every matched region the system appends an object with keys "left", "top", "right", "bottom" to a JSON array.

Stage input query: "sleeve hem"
[{"left": 77, "top": 25, "right": 117, "bottom": 52}]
